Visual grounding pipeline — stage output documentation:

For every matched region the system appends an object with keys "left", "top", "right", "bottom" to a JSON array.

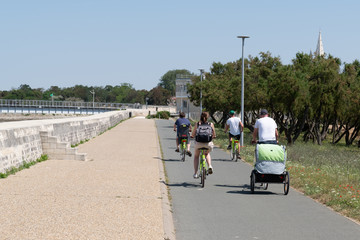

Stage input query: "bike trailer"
[{"left": 255, "top": 144, "right": 286, "bottom": 174}]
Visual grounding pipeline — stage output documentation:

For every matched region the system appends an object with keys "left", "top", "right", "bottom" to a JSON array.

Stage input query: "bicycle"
[
  {"left": 230, "top": 137, "right": 240, "bottom": 161},
  {"left": 175, "top": 124, "right": 191, "bottom": 161},
  {"left": 198, "top": 147, "right": 209, "bottom": 188},
  {"left": 179, "top": 135, "right": 188, "bottom": 162}
]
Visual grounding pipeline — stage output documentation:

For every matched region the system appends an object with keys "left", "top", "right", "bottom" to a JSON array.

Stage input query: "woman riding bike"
[{"left": 191, "top": 112, "right": 216, "bottom": 178}]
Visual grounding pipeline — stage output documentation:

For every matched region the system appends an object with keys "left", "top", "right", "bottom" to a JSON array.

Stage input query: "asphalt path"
[{"left": 156, "top": 119, "right": 360, "bottom": 240}]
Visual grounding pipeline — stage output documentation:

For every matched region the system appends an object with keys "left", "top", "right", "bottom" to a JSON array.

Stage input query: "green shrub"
[{"left": 148, "top": 111, "right": 170, "bottom": 119}]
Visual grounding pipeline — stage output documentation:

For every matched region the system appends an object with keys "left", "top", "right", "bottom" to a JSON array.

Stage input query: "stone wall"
[{"left": 0, "top": 109, "right": 148, "bottom": 173}]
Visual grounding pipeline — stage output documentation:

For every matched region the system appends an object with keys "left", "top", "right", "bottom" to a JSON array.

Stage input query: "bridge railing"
[
  {"left": 0, "top": 99, "right": 145, "bottom": 109},
  {"left": 0, "top": 99, "right": 148, "bottom": 115}
]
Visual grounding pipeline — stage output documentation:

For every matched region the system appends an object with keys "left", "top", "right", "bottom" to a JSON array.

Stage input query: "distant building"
[
  {"left": 315, "top": 31, "right": 324, "bottom": 56},
  {"left": 175, "top": 74, "right": 200, "bottom": 119}
]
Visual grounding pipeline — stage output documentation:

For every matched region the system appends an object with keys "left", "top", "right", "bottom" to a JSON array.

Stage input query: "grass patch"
[
  {"left": 286, "top": 142, "right": 360, "bottom": 221},
  {"left": 0, "top": 154, "right": 48, "bottom": 178},
  {"left": 71, "top": 139, "right": 89, "bottom": 148},
  {"left": 213, "top": 125, "right": 360, "bottom": 222}
]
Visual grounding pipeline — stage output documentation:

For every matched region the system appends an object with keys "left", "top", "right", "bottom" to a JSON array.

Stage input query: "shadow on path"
[
  {"left": 166, "top": 182, "right": 199, "bottom": 188},
  {"left": 215, "top": 184, "right": 280, "bottom": 195}
]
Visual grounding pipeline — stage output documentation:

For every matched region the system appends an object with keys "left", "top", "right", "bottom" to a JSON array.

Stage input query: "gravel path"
[{"left": 0, "top": 117, "right": 168, "bottom": 239}]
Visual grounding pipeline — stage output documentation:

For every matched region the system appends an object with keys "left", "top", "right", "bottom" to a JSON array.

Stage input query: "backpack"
[
  {"left": 178, "top": 124, "right": 190, "bottom": 138},
  {"left": 195, "top": 122, "right": 213, "bottom": 143}
]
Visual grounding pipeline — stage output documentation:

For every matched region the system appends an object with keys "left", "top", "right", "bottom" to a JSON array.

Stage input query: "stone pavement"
[{"left": 0, "top": 117, "right": 174, "bottom": 240}]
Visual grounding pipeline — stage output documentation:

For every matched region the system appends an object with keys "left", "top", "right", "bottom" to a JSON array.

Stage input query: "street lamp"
[
  {"left": 145, "top": 97, "right": 149, "bottom": 109},
  {"left": 237, "top": 35, "right": 249, "bottom": 147},
  {"left": 90, "top": 89, "right": 95, "bottom": 108},
  {"left": 199, "top": 69, "right": 204, "bottom": 113}
]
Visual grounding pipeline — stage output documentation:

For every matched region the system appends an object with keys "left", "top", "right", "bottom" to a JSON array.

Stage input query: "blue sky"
[{"left": 1, "top": 0, "right": 359, "bottom": 91}]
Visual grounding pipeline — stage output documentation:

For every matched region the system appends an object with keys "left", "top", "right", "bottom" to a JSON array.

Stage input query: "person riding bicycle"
[
  {"left": 251, "top": 109, "right": 278, "bottom": 145},
  {"left": 224, "top": 110, "right": 244, "bottom": 158},
  {"left": 191, "top": 112, "right": 216, "bottom": 178},
  {"left": 174, "top": 112, "right": 192, "bottom": 156}
]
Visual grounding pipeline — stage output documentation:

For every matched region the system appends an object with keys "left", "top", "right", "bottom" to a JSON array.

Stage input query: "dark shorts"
[
  {"left": 229, "top": 133, "right": 241, "bottom": 140},
  {"left": 258, "top": 140, "right": 277, "bottom": 145},
  {"left": 177, "top": 133, "right": 190, "bottom": 142}
]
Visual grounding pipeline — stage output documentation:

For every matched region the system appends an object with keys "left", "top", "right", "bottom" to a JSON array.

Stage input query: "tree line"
[
  {"left": 0, "top": 82, "right": 174, "bottom": 106},
  {"left": 188, "top": 52, "right": 360, "bottom": 146},
  {"left": 0, "top": 69, "right": 192, "bottom": 105}
]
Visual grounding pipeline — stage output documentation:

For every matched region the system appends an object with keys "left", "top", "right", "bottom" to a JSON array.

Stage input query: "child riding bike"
[{"left": 174, "top": 112, "right": 192, "bottom": 157}]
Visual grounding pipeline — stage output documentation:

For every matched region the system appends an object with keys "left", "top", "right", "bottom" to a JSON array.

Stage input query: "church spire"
[{"left": 315, "top": 31, "right": 324, "bottom": 56}]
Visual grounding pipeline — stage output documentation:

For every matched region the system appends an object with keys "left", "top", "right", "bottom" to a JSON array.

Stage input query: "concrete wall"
[{"left": 0, "top": 109, "right": 148, "bottom": 173}]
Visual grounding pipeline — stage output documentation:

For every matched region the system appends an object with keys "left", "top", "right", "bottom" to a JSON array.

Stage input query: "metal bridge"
[{"left": 0, "top": 99, "right": 142, "bottom": 115}]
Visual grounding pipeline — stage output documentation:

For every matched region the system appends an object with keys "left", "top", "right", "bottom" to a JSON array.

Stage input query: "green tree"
[
  {"left": 188, "top": 61, "right": 243, "bottom": 126},
  {"left": 147, "top": 86, "right": 171, "bottom": 105},
  {"left": 159, "top": 69, "right": 192, "bottom": 96},
  {"left": 113, "top": 83, "right": 134, "bottom": 103},
  {"left": 332, "top": 60, "right": 360, "bottom": 145},
  {"left": 303, "top": 55, "right": 341, "bottom": 145}
]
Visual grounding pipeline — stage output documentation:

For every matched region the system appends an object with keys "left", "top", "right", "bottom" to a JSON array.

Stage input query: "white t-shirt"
[
  {"left": 226, "top": 117, "right": 241, "bottom": 135},
  {"left": 254, "top": 117, "right": 277, "bottom": 141}
]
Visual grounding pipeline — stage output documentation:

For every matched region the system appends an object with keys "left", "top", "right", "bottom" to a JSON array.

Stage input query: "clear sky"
[{"left": 1, "top": 0, "right": 359, "bottom": 91}]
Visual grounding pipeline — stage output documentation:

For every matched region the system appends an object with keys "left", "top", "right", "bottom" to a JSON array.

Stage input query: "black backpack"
[
  {"left": 195, "top": 122, "right": 213, "bottom": 143},
  {"left": 178, "top": 124, "right": 190, "bottom": 138}
]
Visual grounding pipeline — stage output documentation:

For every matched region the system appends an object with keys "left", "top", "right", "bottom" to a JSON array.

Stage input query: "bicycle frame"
[
  {"left": 199, "top": 148, "right": 208, "bottom": 188},
  {"left": 231, "top": 138, "right": 239, "bottom": 161},
  {"left": 180, "top": 137, "right": 187, "bottom": 161}
]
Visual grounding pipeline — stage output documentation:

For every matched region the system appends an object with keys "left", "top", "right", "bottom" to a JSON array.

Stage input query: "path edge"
[{"left": 154, "top": 119, "right": 176, "bottom": 240}]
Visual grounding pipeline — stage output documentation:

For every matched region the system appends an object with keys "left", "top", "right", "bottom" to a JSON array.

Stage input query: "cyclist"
[
  {"left": 224, "top": 110, "right": 244, "bottom": 158},
  {"left": 191, "top": 112, "right": 216, "bottom": 178},
  {"left": 174, "top": 112, "right": 192, "bottom": 156},
  {"left": 251, "top": 109, "right": 278, "bottom": 144}
]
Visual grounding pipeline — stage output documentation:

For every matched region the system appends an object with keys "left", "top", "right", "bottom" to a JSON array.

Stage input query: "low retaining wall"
[{"left": 0, "top": 109, "right": 148, "bottom": 173}]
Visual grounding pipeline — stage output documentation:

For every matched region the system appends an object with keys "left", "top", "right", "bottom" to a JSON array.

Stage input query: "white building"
[
  {"left": 175, "top": 74, "right": 200, "bottom": 119},
  {"left": 315, "top": 31, "right": 324, "bottom": 56}
]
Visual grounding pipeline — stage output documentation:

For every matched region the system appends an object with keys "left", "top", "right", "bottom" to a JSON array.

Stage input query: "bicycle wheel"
[
  {"left": 230, "top": 144, "right": 236, "bottom": 161},
  {"left": 181, "top": 143, "right": 186, "bottom": 162},
  {"left": 263, "top": 183, "right": 268, "bottom": 190},
  {"left": 284, "top": 171, "right": 290, "bottom": 195},
  {"left": 201, "top": 163, "right": 206, "bottom": 188},
  {"left": 181, "top": 149, "right": 185, "bottom": 161},
  {"left": 235, "top": 144, "right": 239, "bottom": 162},
  {"left": 250, "top": 170, "right": 255, "bottom": 193}
]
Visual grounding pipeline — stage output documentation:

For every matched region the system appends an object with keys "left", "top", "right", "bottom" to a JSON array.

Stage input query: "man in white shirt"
[
  {"left": 224, "top": 110, "right": 244, "bottom": 157},
  {"left": 251, "top": 109, "right": 278, "bottom": 144}
]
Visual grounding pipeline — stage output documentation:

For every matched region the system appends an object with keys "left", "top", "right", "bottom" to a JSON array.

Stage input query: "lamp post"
[
  {"left": 199, "top": 69, "right": 204, "bottom": 113},
  {"left": 145, "top": 97, "right": 149, "bottom": 109},
  {"left": 187, "top": 94, "right": 190, "bottom": 119},
  {"left": 90, "top": 89, "right": 95, "bottom": 108},
  {"left": 237, "top": 35, "right": 249, "bottom": 147}
]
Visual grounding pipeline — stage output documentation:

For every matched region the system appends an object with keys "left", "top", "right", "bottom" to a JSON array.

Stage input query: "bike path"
[{"left": 156, "top": 119, "right": 360, "bottom": 240}]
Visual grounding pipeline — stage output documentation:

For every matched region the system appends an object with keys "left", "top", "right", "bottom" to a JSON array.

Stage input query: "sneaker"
[
  {"left": 175, "top": 149, "right": 179, "bottom": 152},
  {"left": 193, "top": 173, "right": 199, "bottom": 179},
  {"left": 186, "top": 151, "right": 192, "bottom": 157},
  {"left": 208, "top": 166, "right": 213, "bottom": 174},
  {"left": 227, "top": 145, "right": 231, "bottom": 150}
]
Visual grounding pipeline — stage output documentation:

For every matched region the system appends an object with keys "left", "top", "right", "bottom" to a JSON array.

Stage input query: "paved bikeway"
[
  {"left": 0, "top": 117, "right": 171, "bottom": 240},
  {"left": 156, "top": 119, "right": 360, "bottom": 240}
]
